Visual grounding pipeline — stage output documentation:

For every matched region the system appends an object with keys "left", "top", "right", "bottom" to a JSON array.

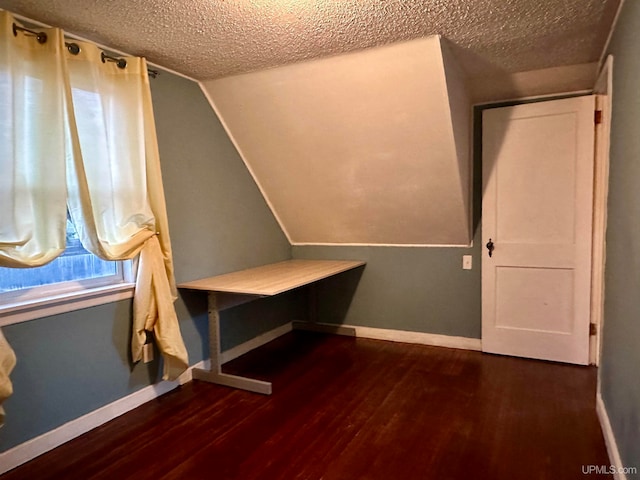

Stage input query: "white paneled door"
[{"left": 482, "top": 96, "right": 595, "bottom": 365}]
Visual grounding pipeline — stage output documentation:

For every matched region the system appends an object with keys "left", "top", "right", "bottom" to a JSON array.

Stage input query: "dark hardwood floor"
[{"left": 2, "top": 331, "right": 611, "bottom": 480}]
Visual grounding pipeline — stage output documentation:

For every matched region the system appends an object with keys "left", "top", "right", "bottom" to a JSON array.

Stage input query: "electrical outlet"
[
  {"left": 143, "top": 343, "right": 154, "bottom": 363},
  {"left": 462, "top": 255, "right": 472, "bottom": 270}
]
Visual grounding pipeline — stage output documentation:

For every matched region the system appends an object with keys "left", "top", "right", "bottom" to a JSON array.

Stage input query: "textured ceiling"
[{"left": 0, "top": 0, "right": 621, "bottom": 80}]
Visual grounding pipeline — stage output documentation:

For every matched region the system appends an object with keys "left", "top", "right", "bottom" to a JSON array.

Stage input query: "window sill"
[{"left": 0, "top": 283, "right": 135, "bottom": 327}]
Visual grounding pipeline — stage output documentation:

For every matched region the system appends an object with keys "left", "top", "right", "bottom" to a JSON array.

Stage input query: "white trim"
[
  {"left": 0, "top": 376, "right": 187, "bottom": 475},
  {"left": 473, "top": 89, "right": 592, "bottom": 108},
  {"left": 0, "top": 322, "right": 479, "bottom": 474},
  {"left": 292, "top": 242, "right": 472, "bottom": 248},
  {"left": 354, "top": 325, "right": 482, "bottom": 350},
  {"left": 596, "top": 394, "right": 628, "bottom": 480},
  {"left": 197, "top": 82, "right": 293, "bottom": 244},
  {"left": 295, "top": 322, "right": 482, "bottom": 351},
  {"left": 591, "top": 56, "right": 613, "bottom": 366},
  {"left": 0, "top": 284, "right": 135, "bottom": 327},
  {"left": 0, "top": 322, "right": 293, "bottom": 474}
]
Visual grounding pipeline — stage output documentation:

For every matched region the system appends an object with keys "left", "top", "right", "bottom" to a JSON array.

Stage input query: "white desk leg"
[{"left": 192, "top": 292, "right": 273, "bottom": 395}]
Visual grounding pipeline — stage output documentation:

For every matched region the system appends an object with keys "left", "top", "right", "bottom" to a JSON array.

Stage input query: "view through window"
[{"left": 0, "top": 212, "right": 125, "bottom": 297}]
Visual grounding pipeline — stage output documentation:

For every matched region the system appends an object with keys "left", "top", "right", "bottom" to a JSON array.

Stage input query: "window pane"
[{"left": 0, "top": 215, "right": 119, "bottom": 293}]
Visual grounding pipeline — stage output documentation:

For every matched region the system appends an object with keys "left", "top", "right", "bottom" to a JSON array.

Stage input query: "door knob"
[{"left": 486, "top": 239, "right": 495, "bottom": 257}]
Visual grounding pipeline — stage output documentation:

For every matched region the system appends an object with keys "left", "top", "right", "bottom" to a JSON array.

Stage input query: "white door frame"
[{"left": 591, "top": 55, "right": 614, "bottom": 366}]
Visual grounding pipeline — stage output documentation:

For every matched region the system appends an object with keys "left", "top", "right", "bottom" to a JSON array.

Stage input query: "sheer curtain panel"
[
  {"left": 0, "top": 329, "right": 16, "bottom": 427},
  {"left": 0, "top": 11, "right": 188, "bottom": 420},
  {"left": 64, "top": 41, "right": 188, "bottom": 381},
  {"left": 0, "top": 11, "right": 69, "bottom": 267}
]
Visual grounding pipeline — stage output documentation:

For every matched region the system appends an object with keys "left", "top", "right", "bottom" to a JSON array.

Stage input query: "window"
[
  {"left": 1, "top": 22, "right": 163, "bottom": 327},
  {"left": 0, "top": 210, "right": 134, "bottom": 324},
  {"left": 1, "top": 52, "right": 140, "bottom": 324},
  {"left": 0, "top": 213, "right": 130, "bottom": 297},
  {"left": 0, "top": 81, "right": 135, "bottom": 322}
]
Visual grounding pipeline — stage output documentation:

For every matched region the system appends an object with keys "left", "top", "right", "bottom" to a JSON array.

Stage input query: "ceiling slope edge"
[
  {"left": 197, "top": 82, "right": 295, "bottom": 245},
  {"left": 440, "top": 39, "right": 473, "bottom": 245}
]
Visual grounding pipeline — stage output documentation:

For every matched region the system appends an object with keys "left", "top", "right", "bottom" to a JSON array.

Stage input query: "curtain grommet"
[{"left": 66, "top": 42, "right": 80, "bottom": 55}]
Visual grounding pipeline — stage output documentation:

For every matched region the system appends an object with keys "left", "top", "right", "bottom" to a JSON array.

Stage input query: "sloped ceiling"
[
  {"left": 0, "top": 0, "right": 622, "bottom": 246},
  {"left": 0, "top": 0, "right": 621, "bottom": 82},
  {"left": 204, "top": 37, "right": 472, "bottom": 245}
]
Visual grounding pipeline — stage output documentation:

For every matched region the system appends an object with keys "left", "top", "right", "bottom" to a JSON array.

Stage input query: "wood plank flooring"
[{"left": 1, "top": 332, "right": 611, "bottom": 480}]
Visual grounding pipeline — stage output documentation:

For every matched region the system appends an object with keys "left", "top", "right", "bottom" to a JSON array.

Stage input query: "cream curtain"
[
  {"left": 1, "top": 11, "right": 188, "bottom": 424},
  {"left": 0, "top": 329, "right": 16, "bottom": 427},
  {"left": 64, "top": 41, "right": 188, "bottom": 380},
  {"left": 0, "top": 10, "right": 63, "bottom": 427},
  {"left": 0, "top": 11, "right": 69, "bottom": 267}
]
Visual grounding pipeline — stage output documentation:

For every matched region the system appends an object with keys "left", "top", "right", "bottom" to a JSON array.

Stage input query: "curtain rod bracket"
[
  {"left": 101, "top": 51, "right": 127, "bottom": 69},
  {"left": 12, "top": 23, "right": 47, "bottom": 44},
  {"left": 13, "top": 22, "right": 157, "bottom": 78}
]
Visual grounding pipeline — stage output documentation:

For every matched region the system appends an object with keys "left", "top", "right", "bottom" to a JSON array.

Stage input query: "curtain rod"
[{"left": 12, "top": 23, "right": 159, "bottom": 79}]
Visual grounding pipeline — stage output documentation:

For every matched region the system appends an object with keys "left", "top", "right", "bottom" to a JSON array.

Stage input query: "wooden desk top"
[{"left": 178, "top": 259, "right": 365, "bottom": 296}]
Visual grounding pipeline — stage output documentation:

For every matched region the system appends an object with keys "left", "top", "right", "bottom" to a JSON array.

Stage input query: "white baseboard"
[
  {"left": 354, "top": 325, "right": 482, "bottom": 350},
  {"left": 596, "top": 393, "right": 628, "bottom": 480},
  {"left": 0, "top": 377, "right": 187, "bottom": 475},
  {"left": 294, "top": 321, "right": 482, "bottom": 351},
  {"left": 0, "top": 322, "right": 293, "bottom": 475},
  {"left": 0, "top": 322, "right": 474, "bottom": 474}
]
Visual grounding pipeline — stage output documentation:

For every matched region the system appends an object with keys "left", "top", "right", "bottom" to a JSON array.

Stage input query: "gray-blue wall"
[
  {"left": 292, "top": 110, "right": 485, "bottom": 339},
  {"left": 292, "top": 241, "right": 481, "bottom": 338},
  {"left": 600, "top": 0, "right": 640, "bottom": 471},
  {"left": 0, "top": 71, "right": 295, "bottom": 452}
]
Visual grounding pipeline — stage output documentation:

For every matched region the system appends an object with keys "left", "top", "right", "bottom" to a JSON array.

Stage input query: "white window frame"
[{"left": 0, "top": 259, "right": 135, "bottom": 327}]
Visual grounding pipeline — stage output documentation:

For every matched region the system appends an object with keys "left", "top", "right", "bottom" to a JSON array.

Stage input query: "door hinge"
[
  {"left": 589, "top": 323, "right": 597, "bottom": 336},
  {"left": 594, "top": 110, "right": 603, "bottom": 125}
]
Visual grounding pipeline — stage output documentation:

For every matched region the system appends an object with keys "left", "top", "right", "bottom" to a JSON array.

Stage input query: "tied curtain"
[
  {"left": 64, "top": 42, "right": 188, "bottom": 380},
  {"left": 0, "top": 330, "right": 15, "bottom": 427},
  {"left": 0, "top": 10, "right": 188, "bottom": 420}
]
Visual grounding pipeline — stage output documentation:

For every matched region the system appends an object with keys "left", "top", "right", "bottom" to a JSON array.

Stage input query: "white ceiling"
[{"left": 0, "top": 0, "right": 621, "bottom": 81}]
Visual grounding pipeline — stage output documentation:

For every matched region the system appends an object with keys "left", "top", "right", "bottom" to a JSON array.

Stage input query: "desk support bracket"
[{"left": 192, "top": 292, "right": 273, "bottom": 395}]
